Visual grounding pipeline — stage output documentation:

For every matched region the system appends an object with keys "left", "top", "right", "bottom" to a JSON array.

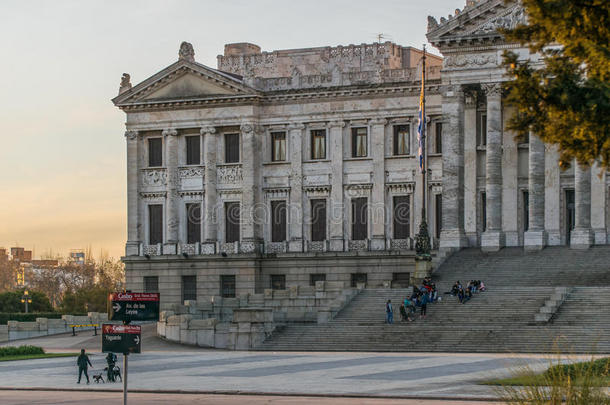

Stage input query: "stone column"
[
  {"left": 288, "top": 123, "right": 305, "bottom": 252},
  {"left": 201, "top": 126, "right": 217, "bottom": 254},
  {"left": 370, "top": 117, "right": 387, "bottom": 250},
  {"left": 439, "top": 85, "right": 468, "bottom": 250},
  {"left": 481, "top": 83, "right": 505, "bottom": 251},
  {"left": 545, "top": 145, "right": 561, "bottom": 245},
  {"left": 591, "top": 163, "right": 607, "bottom": 244},
  {"left": 163, "top": 128, "right": 179, "bottom": 254},
  {"left": 328, "top": 120, "right": 345, "bottom": 252},
  {"left": 463, "top": 90, "right": 478, "bottom": 245},
  {"left": 240, "top": 123, "right": 262, "bottom": 253},
  {"left": 125, "top": 130, "right": 140, "bottom": 256},
  {"left": 524, "top": 133, "right": 547, "bottom": 250},
  {"left": 570, "top": 163, "right": 593, "bottom": 249}
]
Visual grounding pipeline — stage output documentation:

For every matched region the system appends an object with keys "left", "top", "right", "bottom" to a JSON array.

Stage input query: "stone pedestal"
[
  {"left": 370, "top": 237, "right": 386, "bottom": 251},
  {"left": 411, "top": 256, "right": 432, "bottom": 285},
  {"left": 329, "top": 238, "right": 344, "bottom": 252},
  {"left": 570, "top": 228, "right": 593, "bottom": 250},
  {"left": 524, "top": 230, "right": 547, "bottom": 251},
  {"left": 481, "top": 230, "right": 505, "bottom": 252},
  {"left": 125, "top": 241, "right": 140, "bottom": 256},
  {"left": 288, "top": 239, "right": 304, "bottom": 252}
]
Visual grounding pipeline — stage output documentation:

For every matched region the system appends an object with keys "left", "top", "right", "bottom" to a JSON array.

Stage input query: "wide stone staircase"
[{"left": 260, "top": 246, "right": 610, "bottom": 353}]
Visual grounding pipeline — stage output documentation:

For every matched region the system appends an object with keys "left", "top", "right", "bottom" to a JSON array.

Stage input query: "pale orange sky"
[{"left": 0, "top": 0, "right": 459, "bottom": 259}]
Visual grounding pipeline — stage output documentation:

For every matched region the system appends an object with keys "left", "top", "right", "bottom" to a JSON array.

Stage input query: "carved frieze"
[
  {"left": 141, "top": 169, "right": 167, "bottom": 187},
  {"left": 472, "top": 6, "right": 526, "bottom": 34},
  {"left": 444, "top": 53, "right": 497, "bottom": 70},
  {"left": 179, "top": 166, "right": 204, "bottom": 179},
  {"left": 217, "top": 165, "right": 243, "bottom": 184}
]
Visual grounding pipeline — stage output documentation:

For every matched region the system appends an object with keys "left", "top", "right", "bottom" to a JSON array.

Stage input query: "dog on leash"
[
  {"left": 104, "top": 365, "right": 122, "bottom": 382},
  {"left": 92, "top": 373, "right": 104, "bottom": 383}
]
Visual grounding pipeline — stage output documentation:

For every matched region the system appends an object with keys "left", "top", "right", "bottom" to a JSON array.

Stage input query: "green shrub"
[
  {"left": 0, "top": 345, "right": 45, "bottom": 357},
  {"left": 545, "top": 357, "right": 610, "bottom": 380},
  {"left": 0, "top": 313, "right": 62, "bottom": 325}
]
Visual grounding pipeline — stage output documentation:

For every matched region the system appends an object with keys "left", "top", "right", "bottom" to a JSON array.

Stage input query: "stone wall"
[
  {"left": 1, "top": 312, "right": 113, "bottom": 342},
  {"left": 156, "top": 281, "right": 361, "bottom": 349},
  {"left": 125, "top": 252, "right": 415, "bottom": 308}
]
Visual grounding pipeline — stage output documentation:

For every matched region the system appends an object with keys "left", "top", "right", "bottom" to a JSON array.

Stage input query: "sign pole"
[{"left": 123, "top": 352, "right": 128, "bottom": 405}]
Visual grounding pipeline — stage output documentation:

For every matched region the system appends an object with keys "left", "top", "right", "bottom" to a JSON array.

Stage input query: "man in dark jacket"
[
  {"left": 77, "top": 348, "right": 92, "bottom": 384},
  {"left": 106, "top": 352, "right": 117, "bottom": 382}
]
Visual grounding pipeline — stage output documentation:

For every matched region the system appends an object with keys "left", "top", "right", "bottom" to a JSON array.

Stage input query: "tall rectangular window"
[
  {"left": 270, "top": 274, "right": 286, "bottom": 290},
  {"left": 311, "top": 199, "right": 327, "bottom": 241},
  {"left": 351, "top": 127, "right": 367, "bottom": 157},
  {"left": 271, "top": 132, "right": 286, "bottom": 162},
  {"left": 148, "top": 138, "right": 162, "bottom": 167},
  {"left": 144, "top": 276, "right": 159, "bottom": 293},
  {"left": 186, "top": 135, "right": 201, "bottom": 165},
  {"left": 148, "top": 204, "right": 163, "bottom": 245},
  {"left": 435, "top": 194, "right": 442, "bottom": 239},
  {"left": 351, "top": 197, "right": 368, "bottom": 240},
  {"left": 225, "top": 202, "right": 240, "bottom": 243},
  {"left": 481, "top": 192, "right": 487, "bottom": 232},
  {"left": 435, "top": 122, "right": 443, "bottom": 154},
  {"left": 393, "top": 195, "right": 410, "bottom": 239},
  {"left": 225, "top": 133, "right": 240, "bottom": 163},
  {"left": 477, "top": 112, "right": 487, "bottom": 147},
  {"left": 271, "top": 200, "right": 287, "bottom": 242},
  {"left": 309, "top": 273, "right": 326, "bottom": 286},
  {"left": 523, "top": 190, "right": 529, "bottom": 232},
  {"left": 311, "top": 129, "right": 326, "bottom": 159},
  {"left": 181, "top": 275, "right": 197, "bottom": 302},
  {"left": 393, "top": 125, "right": 410, "bottom": 156},
  {"left": 220, "top": 275, "right": 236, "bottom": 298},
  {"left": 186, "top": 203, "right": 201, "bottom": 244}
]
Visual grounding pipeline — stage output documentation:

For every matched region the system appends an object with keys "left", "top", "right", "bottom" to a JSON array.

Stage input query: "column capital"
[
  {"left": 124, "top": 130, "right": 138, "bottom": 140},
  {"left": 464, "top": 89, "right": 478, "bottom": 107},
  {"left": 240, "top": 123, "right": 263, "bottom": 134},
  {"left": 162, "top": 128, "right": 178, "bottom": 137},
  {"left": 482, "top": 82, "right": 502, "bottom": 98},
  {"left": 328, "top": 120, "right": 345, "bottom": 128},
  {"left": 200, "top": 126, "right": 216, "bottom": 135},
  {"left": 370, "top": 117, "right": 387, "bottom": 126},
  {"left": 287, "top": 122, "right": 306, "bottom": 130}
]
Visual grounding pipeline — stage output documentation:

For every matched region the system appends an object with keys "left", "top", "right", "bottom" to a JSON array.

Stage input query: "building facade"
[{"left": 114, "top": 0, "right": 609, "bottom": 306}]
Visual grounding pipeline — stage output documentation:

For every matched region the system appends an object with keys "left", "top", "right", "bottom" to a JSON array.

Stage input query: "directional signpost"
[
  {"left": 106, "top": 292, "right": 160, "bottom": 405},
  {"left": 109, "top": 292, "right": 160, "bottom": 322},
  {"left": 101, "top": 324, "right": 141, "bottom": 354}
]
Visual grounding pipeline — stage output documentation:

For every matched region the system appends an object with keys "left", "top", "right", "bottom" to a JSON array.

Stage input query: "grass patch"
[
  {"left": 0, "top": 352, "right": 77, "bottom": 362},
  {"left": 484, "top": 356, "right": 610, "bottom": 404}
]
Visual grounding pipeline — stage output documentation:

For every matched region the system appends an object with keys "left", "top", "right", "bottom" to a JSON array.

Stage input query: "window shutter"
[
  {"left": 351, "top": 197, "right": 368, "bottom": 240},
  {"left": 271, "top": 200, "right": 287, "bottom": 242},
  {"left": 393, "top": 195, "right": 410, "bottom": 239},
  {"left": 186, "top": 136, "right": 200, "bottom": 165},
  {"left": 149, "top": 205, "right": 163, "bottom": 245},
  {"left": 186, "top": 203, "right": 201, "bottom": 243},
  {"left": 225, "top": 133, "right": 239, "bottom": 163},
  {"left": 149, "top": 138, "right": 162, "bottom": 167},
  {"left": 225, "top": 202, "right": 240, "bottom": 243},
  {"left": 311, "top": 199, "right": 327, "bottom": 241}
]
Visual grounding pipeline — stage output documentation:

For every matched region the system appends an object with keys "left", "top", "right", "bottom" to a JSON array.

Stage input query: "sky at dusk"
[{"left": 0, "top": 0, "right": 463, "bottom": 259}]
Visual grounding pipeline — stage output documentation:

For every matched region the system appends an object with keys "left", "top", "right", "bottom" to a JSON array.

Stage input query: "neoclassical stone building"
[{"left": 114, "top": 0, "right": 609, "bottom": 306}]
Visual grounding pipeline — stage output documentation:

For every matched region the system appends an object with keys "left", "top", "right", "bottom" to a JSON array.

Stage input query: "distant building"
[
  {"left": 69, "top": 250, "right": 85, "bottom": 265},
  {"left": 10, "top": 247, "right": 32, "bottom": 263}
]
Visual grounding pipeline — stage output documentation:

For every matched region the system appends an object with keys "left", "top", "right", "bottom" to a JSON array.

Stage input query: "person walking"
[
  {"left": 420, "top": 293, "right": 428, "bottom": 320},
  {"left": 77, "top": 348, "right": 92, "bottom": 384},
  {"left": 385, "top": 299, "right": 394, "bottom": 324},
  {"left": 106, "top": 352, "right": 117, "bottom": 382}
]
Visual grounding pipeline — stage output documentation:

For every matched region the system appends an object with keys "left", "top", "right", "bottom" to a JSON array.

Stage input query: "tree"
[
  {"left": 0, "top": 290, "right": 53, "bottom": 313},
  {"left": 502, "top": 0, "right": 610, "bottom": 169}
]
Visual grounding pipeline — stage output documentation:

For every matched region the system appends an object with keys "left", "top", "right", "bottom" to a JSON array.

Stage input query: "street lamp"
[{"left": 21, "top": 290, "right": 32, "bottom": 313}]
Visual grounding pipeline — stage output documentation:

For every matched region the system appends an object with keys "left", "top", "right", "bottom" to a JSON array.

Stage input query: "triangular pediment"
[
  {"left": 112, "top": 60, "right": 258, "bottom": 106},
  {"left": 427, "top": 0, "right": 525, "bottom": 48}
]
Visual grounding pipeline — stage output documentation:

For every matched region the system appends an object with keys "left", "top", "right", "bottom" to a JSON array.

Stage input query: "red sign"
[
  {"left": 102, "top": 324, "right": 141, "bottom": 335},
  {"left": 109, "top": 292, "right": 160, "bottom": 302}
]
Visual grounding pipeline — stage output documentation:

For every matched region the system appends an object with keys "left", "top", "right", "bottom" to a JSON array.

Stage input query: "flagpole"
[{"left": 415, "top": 44, "right": 431, "bottom": 259}]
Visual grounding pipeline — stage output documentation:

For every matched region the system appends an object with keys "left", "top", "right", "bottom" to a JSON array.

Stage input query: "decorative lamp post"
[{"left": 21, "top": 290, "right": 32, "bottom": 313}]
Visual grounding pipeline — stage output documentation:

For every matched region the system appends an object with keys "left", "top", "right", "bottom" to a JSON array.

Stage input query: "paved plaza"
[{"left": 0, "top": 327, "right": 556, "bottom": 403}]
